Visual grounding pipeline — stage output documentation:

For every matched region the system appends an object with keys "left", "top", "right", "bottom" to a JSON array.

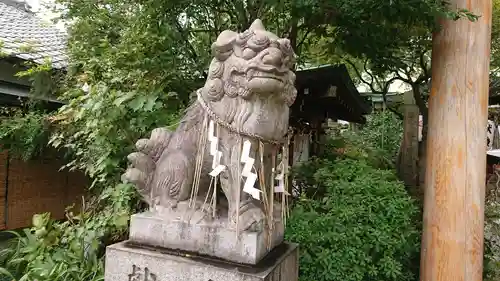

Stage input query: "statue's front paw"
[
  {"left": 122, "top": 152, "right": 154, "bottom": 192},
  {"left": 122, "top": 127, "right": 172, "bottom": 200},
  {"left": 136, "top": 128, "right": 172, "bottom": 162}
]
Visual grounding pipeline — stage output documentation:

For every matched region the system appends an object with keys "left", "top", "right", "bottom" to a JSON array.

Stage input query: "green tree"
[
  {"left": 0, "top": 0, "right": 479, "bottom": 279},
  {"left": 491, "top": 0, "right": 500, "bottom": 96},
  {"left": 38, "top": 0, "right": 472, "bottom": 202},
  {"left": 328, "top": 1, "right": 500, "bottom": 193},
  {"left": 46, "top": 0, "right": 478, "bottom": 180},
  {"left": 492, "top": 0, "right": 500, "bottom": 71}
]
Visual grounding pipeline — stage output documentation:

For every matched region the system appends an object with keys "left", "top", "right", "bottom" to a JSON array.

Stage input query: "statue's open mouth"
[
  {"left": 247, "top": 64, "right": 288, "bottom": 75},
  {"left": 246, "top": 66, "right": 286, "bottom": 82},
  {"left": 252, "top": 73, "right": 283, "bottom": 82}
]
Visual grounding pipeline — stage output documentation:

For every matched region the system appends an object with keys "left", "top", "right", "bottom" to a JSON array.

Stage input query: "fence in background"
[{"left": 0, "top": 150, "right": 86, "bottom": 230}]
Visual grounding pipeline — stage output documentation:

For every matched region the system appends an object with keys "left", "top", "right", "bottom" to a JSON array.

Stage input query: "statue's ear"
[
  {"left": 212, "top": 31, "right": 237, "bottom": 51},
  {"left": 203, "top": 79, "right": 225, "bottom": 101}
]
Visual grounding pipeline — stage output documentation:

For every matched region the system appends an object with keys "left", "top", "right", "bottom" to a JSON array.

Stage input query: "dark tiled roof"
[
  {"left": 292, "top": 64, "right": 371, "bottom": 124},
  {"left": 0, "top": 0, "right": 68, "bottom": 69}
]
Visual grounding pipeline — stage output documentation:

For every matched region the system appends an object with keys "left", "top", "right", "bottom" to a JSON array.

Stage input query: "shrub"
[
  {"left": 343, "top": 111, "right": 403, "bottom": 165},
  {"left": 0, "top": 183, "right": 137, "bottom": 281},
  {"left": 286, "top": 157, "right": 420, "bottom": 281},
  {"left": 484, "top": 172, "right": 500, "bottom": 281}
]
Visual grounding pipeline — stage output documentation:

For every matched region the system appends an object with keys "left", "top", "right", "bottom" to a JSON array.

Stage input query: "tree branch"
[
  {"left": 188, "top": 28, "right": 223, "bottom": 33},
  {"left": 247, "top": 0, "right": 264, "bottom": 22},
  {"left": 395, "top": 70, "right": 412, "bottom": 84},
  {"left": 173, "top": 18, "right": 207, "bottom": 78},
  {"left": 174, "top": 20, "right": 198, "bottom": 61},
  {"left": 296, "top": 29, "right": 312, "bottom": 54},
  {"left": 345, "top": 59, "right": 372, "bottom": 87},
  {"left": 415, "top": 72, "right": 429, "bottom": 85},
  {"left": 411, "top": 83, "right": 428, "bottom": 120},
  {"left": 211, "top": 2, "right": 238, "bottom": 26},
  {"left": 419, "top": 50, "right": 430, "bottom": 80},
  {"left": 346, "top": 59, "right": 403, "bottom": 119},
  {"left": 288, "top": 18, "right": 299, "bottom": 52},
  {"left": 362, "top": 59, "right": 376, "bottom": 85}
]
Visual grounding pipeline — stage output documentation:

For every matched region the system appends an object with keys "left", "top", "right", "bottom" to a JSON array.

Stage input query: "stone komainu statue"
[{"left": 123, "top": 19, "right": 297, "bottom": 232}]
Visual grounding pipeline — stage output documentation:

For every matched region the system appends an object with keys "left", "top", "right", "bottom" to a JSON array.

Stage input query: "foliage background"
[
  {"left": 287, "top": 128, "right": 420, "bottom": 281},
  {"left": 343, "top": 111, "right": 403, "bottom": 166},
  {"left": 0, "top": 0, "right": 493, "bottom": 280}
]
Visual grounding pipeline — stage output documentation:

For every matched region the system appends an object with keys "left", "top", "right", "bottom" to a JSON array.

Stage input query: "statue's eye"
[
  {"left": 237, "top": 30, "right": 253, "bottom": 45},
  {"left": 247, "top": 33, "right": 270, "bottom": 51},
  {"left": 242, "top": 48, "right": 257, "bottom": 59}
]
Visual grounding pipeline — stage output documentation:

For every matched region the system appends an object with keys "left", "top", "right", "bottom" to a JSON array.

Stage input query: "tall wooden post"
[
  {"left": 398, "top": 90, "right": 420, "bottom": 194},
  {"left": 420, "top": 1, "right": 492, "bottom": 281}
]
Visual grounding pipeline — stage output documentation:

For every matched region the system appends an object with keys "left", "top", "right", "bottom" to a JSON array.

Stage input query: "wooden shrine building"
[{"left": 290, "top": 64, "right": 371, "bottom": 163}]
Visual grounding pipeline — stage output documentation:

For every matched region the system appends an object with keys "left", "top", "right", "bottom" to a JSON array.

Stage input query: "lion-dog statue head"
[{"left": 199, "top": 19, "right": 297, "bottom": 142}]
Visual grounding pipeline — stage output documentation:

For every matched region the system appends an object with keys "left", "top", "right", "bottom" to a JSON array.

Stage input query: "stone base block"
[
  {"left": 129, "top": 211, "right": 285, "bottom": 264},
  {"left": 104, "top": 241, "right": 298, "bottom": 281}
]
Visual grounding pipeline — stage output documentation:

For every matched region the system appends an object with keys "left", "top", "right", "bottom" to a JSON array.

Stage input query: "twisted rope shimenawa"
[{"left": 196, "top": 89, "right": 291, "bottom": 145}]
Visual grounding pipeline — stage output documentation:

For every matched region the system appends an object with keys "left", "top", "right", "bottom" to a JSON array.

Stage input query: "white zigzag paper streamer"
[
  {"left": 274, "top": 161, "right": 290, "bottom": 195},
  {"left": 241, "top": 140, "right": 260, "bottom": 200},
  {"left": 208, "top": 120, "right": 226, "bottom": 177}
]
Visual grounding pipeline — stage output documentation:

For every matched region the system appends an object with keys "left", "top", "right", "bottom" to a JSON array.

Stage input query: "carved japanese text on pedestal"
[{"left": 128, "top": 265, "right": 157, "bottom": 281}]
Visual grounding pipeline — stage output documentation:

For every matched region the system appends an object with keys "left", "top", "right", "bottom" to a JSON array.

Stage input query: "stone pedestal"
[
  {"left": 129, "top": 211, "right": 285, "bottom": 265},
  {"left": 104, "top": 241, "right": 298, "bottom": 281}
]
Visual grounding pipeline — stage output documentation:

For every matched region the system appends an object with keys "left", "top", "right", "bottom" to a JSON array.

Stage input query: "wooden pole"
[
  {"left": 420, "top": 1, "right": 492, "bottom": 281},
  {"left": 398, "top": 90, "right": 420, "bottom": 194}
]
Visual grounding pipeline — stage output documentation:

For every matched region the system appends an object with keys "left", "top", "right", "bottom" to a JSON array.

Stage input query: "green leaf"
[
  {"left": 32, "top": 213, "right": 50, "bottom": 229},
  {"left": 0, "top": 267, "right": 14, "bottom": 278},
  {"left": 113, "top": 213, "right": 130, "bottom": 228},
  {"left": 128, "top": 95, "right": 147, "bottom": 111},
  {"left": 113, "top": 91, "right": 136, "bottom": 106},
  {"left": 144, "top": 96, "right": 158, "bottom": 111}
]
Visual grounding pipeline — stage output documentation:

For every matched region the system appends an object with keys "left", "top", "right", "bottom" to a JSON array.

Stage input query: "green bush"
[
  {"left": 483, "top": 176, "right": 500, "bottom": 281},
  {"left": 0, "top": 183, "right": 137, "bottom": 281},
  {"left": 286, "top": 157, "right": 420, "bottom": 281},
  {"left": 343, "top": 111, "right": 403, "bottom": 165}
]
